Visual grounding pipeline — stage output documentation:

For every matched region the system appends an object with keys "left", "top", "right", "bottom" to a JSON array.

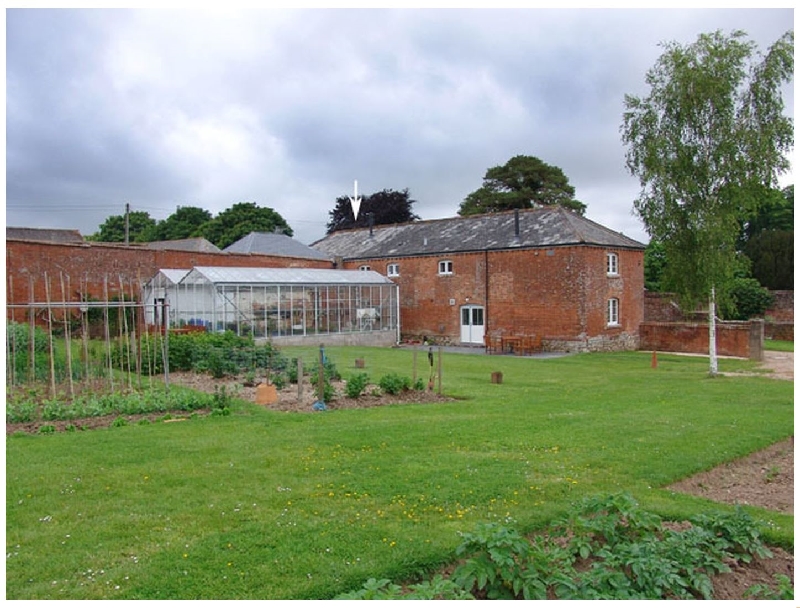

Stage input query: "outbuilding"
[{"left": 312, "top": 207, "right": 646, "bottom": 352}]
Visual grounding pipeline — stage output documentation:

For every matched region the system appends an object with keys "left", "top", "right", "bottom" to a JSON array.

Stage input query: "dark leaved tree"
[{"left": 326, "top": 188, "right": 420, "bottom": 234}]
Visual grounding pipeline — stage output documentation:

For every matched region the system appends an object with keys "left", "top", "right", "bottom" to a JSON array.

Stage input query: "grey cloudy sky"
[{"left": 5, "top": 8, "right": 795, "bottom": 246}]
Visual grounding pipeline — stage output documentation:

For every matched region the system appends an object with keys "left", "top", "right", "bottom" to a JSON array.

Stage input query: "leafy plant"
[
  {"left": 345, "top": 492, "right": 779, "bottom": 601},
  {"left": 314, "top": 380, "right": 335, "bottom": 403},
  {"left": 745, "top": 574, "right": 793, "bottom": 600},
  {"left": 212, "top": 386, "right": 232, "bottom": 416},
  {"left": 345, "top": 373, "right": 369, "bottom": 398},
  {"left": 452, "top": 521, "right": 533, "bottom": 599},
  {"left": 378, "top": 373, "right": 411, "bottom": 395}
]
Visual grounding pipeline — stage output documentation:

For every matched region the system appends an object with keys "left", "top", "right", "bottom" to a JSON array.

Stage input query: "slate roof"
[
  {"left": 142, "top": 238, "right": 221, "bottom": 253},
  {"left": 224, "top": 232, "right": 331, "bottom": 261},
  {"left": 6, "top": 227, "right": 84, "bottom": 243},
  {"left": 311, "top": 207, "right": 646, "bottom": 260}
]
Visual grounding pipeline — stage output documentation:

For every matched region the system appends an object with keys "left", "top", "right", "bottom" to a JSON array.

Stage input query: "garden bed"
[{"left": 167, "top": 371, "right": 456, "bottom": 412}]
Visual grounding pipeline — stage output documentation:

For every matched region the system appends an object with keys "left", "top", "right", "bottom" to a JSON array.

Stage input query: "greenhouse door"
[{"left": 460, "top": 305, "right": 484, "bottom": 344}]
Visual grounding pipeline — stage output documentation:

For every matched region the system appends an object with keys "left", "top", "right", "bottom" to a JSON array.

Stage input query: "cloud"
[{"left": 6, "top": 8, "right": 794, "bottom": 244}]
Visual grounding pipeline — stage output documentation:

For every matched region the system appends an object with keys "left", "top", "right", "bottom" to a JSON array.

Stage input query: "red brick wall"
[
  {"left": 6, "top": 240, "right": 332, "bottom": 307},
  {"left": 639, "top": 321, "right": 763, "bottom": 359},
  {"left": 765, "top": 291, "right": 793, "bottom": 323},
  {"left": 343, "top": 245, "right": 644, "bottom": 351}
]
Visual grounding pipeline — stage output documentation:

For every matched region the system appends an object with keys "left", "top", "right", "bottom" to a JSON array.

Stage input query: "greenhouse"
[{"left": 148, "top": 266, "right": 400, "bottom": 346}]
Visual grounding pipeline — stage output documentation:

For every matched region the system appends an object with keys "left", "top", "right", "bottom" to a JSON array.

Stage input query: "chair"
[{"left": 484, "top": 333, "right": 501, "bottom": 354}]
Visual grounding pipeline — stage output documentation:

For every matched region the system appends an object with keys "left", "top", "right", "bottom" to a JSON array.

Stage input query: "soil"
[
  {"left": 7, "top": 352, "right": 793, "bottom": 599},
  {"left": 165, "top": 372, "right": 456, "bottom": 412}
]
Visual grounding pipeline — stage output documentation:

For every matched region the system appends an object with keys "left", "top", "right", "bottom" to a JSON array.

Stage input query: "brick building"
[{"left": 312, "top": 207, "right": 646, "bottom": 352}]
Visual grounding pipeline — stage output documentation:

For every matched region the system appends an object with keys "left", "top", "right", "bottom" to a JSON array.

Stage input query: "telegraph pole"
[{"left": 124, "top": 203, "right": 130, "bottom": 245}]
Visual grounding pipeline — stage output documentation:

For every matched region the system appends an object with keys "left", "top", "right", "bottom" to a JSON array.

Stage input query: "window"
[
  {"left": 607, "top": 298, "right": 620, "bottom": 326},
  {"left": 359, "top": 265, "right": 371, "bottom": 271},
  {"left": 387, "top": 263, "right": 399, "bottom": 277},
  {"left": 606, "top": 252, "right": 619, "bottom": 276},
  {"left": 438, "top": 260, "right": 453, "bottom": 275}
]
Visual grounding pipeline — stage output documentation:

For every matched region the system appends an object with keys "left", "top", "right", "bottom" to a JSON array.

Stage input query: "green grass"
[
  {"left": 6, "top": 347, "right": 793, "bottom": 599},
  {"left": 765, "top": 339, "right": 794, "bottom": 352}
]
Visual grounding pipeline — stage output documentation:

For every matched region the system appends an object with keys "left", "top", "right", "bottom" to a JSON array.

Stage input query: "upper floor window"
[
  {"left": 607, "top": 298, "right": 620, "bottom": 327},
  {"left": 438, "top": 260, "right": 453, "bottom": 276},
  {"left": 387, "top": 263, "right": 400, "bottom": 277},
  {"left": 359, "top": 265, "right": 371, "bottom": 271},
  {"left": 606, "top": 252, "right": 619, "bottom": 276}
]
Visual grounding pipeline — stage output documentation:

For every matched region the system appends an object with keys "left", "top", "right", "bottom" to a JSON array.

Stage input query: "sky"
[{"left": 5, "top": 7, "right": 795, "bottom": 246}]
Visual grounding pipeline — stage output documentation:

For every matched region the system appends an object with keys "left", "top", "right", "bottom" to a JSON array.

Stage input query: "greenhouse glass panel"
[{"left": 159, "top": 266, "right": 399, "bottom": 343}]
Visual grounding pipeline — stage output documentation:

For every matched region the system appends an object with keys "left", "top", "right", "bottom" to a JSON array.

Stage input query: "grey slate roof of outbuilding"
[
  {"left": 310, "top": 207, "right": 645, "bottom": 260},
  {"left": 6, "top": 227, "right": 84, "bottom": 243},
  {"left": 142, "top": 238, "right": 221, "bottom": 252},
  {"left": 224, "top": 232, "right": 332, "bottom": 261}
]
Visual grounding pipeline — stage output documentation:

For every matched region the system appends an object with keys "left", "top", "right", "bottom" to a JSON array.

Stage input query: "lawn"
[
  {"left": 765, "top": 339, "right": 794, "bottom": 352},
  {"left": 5, "top": 347, "right": 793, "bottom": 599}
]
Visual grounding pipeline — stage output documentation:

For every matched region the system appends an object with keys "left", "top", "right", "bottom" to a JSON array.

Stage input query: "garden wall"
[
  {"left": 639, "top": 320, "right": 764, "bottom": 360},
  {"left": 6, "top": 239, "right": 333, "bottom": 310},
  {"left": 764, "top": 290, "right": 793, "bottom": 341},
  {"left": 257, "top": 329, "right": 398, "bottom": 348}
]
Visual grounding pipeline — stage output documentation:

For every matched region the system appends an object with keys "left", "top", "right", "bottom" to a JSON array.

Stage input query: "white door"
[{"left": 460, "top": 305, "right": 485, "bottom": 344}]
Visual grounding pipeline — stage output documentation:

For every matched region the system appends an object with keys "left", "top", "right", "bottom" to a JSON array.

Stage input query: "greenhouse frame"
[{"left": 144, "top": 266, "right": 400, "bottom": 346}]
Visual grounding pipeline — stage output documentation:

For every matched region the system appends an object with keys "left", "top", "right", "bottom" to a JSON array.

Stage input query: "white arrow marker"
[{"left": 348, "top": 179, "right": 362, "bottom": 220}]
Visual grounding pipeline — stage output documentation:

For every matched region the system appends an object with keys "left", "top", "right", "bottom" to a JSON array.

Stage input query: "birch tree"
[{"left": 621, "top": 29, "right": 793, "bottom": 374}]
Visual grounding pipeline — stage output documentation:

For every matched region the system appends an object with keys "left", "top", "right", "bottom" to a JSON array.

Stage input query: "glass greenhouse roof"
[{"left": 182, "top": 266, "right": 394, "bottom": 286}]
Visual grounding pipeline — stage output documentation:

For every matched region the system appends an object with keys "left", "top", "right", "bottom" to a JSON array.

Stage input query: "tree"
[
  {"left": 621, "top": 29, "right": 793, "bottom": 374},
  {"left": 326, "top": 188, "right": 420, "bottom": 234},
  {"left": 740, "top": 184, "right": 793, "bottom": 289},
  {"left": 198, "top": 202, "right": 293, "bottom": 249},
  {"left": 458, "top": 155, "right": 586, "bottom": 216},
  {"left": 643, "top": 240, "right": 667, "bottom": 292},
  {"left": 744, "top": 229, "right": 794, "bottom": 290},
  {"left": 149, "top": 205, "right": 213, "bottom": 242},
  {"left": 87, "top": 210, "right": 157, "bottom": 243}
]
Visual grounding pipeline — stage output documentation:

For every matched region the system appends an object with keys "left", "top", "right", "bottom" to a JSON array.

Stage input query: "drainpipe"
[
  {"left": 395, "top": 284, "right": 401, "bottom": 345},
  {"left": 484, "top": 248, "right": 490, "bottom": 339}
]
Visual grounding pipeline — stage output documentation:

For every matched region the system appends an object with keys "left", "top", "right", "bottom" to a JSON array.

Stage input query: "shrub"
[
  {"left": 345, "top": 373, "right": 370, "bottom": 398},
  {"left": 379, "top": 373, "right": 411, "bottom": 395},
  {"left": 314, "top": 380, "right": 335, "bottom": 403},
  {"left": 724, "top": 277, "right": 774, "bottom": 320}
]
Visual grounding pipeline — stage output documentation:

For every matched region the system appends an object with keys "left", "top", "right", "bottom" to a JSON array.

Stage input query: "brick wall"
[
  {"left": 765, "top": 291, "right": 793, "bottom": 322},
  {"left": 6, "top": 239, "right": 332, "bottom": 308},
  {"left": 343, "top": 245, "right": 644, "bottom": 352},
  {"left": 639, "top": 320, "right": 764, "bottom": 360}
]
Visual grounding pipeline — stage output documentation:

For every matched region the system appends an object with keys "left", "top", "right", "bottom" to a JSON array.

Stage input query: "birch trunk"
[{"left": 709, "top": 286, "right": 718, "bottom": 376}]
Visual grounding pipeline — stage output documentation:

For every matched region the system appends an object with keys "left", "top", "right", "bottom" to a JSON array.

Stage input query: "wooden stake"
[
  {"left": 437, "top": 345, "right": 443, "bottom": 395},
  {"left": 104, "top": 276, "right": 114, "bottom": 391},
  {"left": 8, "top": 274, "right": 15, "bottom": 386},
  {"left": 44, "top": 272, "right": 56, "bottom": 398},
  {"left": 297, "top": 357, "right": 304, "bottom": 400},
  {"left": 61, "top": 272, "right": 74, "bottom": 398},
  {"left": 81, "top": 274, "right": 90, "bottom": 384},
  {"left": 119, "top": 275, "right": 132, "bottom": 390},
  {"left": 29, "top": 275, "right": 35, "bottom": 384}
]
